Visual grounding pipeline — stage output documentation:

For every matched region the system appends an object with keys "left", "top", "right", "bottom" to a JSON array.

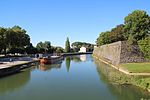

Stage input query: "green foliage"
[
  {"left": 138, "top": 37, "right": 150, "bottom": 60},
  {"left": 7, "top": 47, "right": 25, "bottom": 54},
  {"left": 121, "top": 62, "right": 150, "bottom": 73},
  {"left": 96, "top": 24, "right": 126, "bottom": 46},
  {"left": 95, "top": 59, "right": 150, "bottom": 90},
  {"left": 109, "top": 24, "right": 125, "bottom": 43},
  {"left": 0, "top": 27, "right": 7, "bottom": 53},
  {"left": 0, "top": 26, "right": 30, "bottom": 55},
  {"left": 71, "top": 42, "right": 94, "bottom": 52},
  {"left": 96, "top": 9, "right": 150, "bottom": 61},
  {"left": 7, "top": 26, "right": 30, "bottom": 48},
  {"left": 96, "top": 31, "right": 110, "bottom": 46},
  {"left": 36, "top": 41, "right": 51, "bottom": 53},
  {"left": 55, "top": 47, "right": 64, "bottom": 53},
  {"left": 124, "top": 10, "right": 150, "bottom": 44},
  {"left": 25, "top": 43, "right": 37, "bottom": 54},
  {"left": 65, "top": 37, "right": 71, "bottom": 53}
]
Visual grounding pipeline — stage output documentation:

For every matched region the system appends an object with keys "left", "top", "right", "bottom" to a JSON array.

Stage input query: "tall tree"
[
  {"left": 25, "top": 43, "right": 37, "bottom": 54},
  {"left": 124, "top": 10, "right": 150, "bottom": 44},
  {"left": 11, "top": 26, "right": 30, "bottom": 47},
  {"left": 0, "top": 26, "right": 30, "bottom": 55},
  {"left": 65, "top": 37, "right": 71, "bottom": 52},
  {"left": 36, "top": 42, "right": 45, "bottom": 53},
  {"left": 0, "top": 27, "right": 7, "bottom": 54},
  {"left": 36, "top": 41, "right": 51, "bottom": 53},
  {"left": 44, "top": 41, "right": 51, "bottom": 53},
  {"left": 109, "top": 24, "right": 125, "bottom": 43},
  {"left": 138, "top": 37, "right": 150, "bottom": 60},
  {"left": 96, "top": 31, "right": 110, "bottom": 46}
]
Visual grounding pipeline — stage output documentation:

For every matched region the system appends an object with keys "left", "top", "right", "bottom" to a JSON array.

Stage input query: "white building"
[{"left": 79, "top": 46, "right": 86, "bottom": 53}]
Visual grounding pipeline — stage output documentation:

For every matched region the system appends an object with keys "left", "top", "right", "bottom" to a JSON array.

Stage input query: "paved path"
[{"left": 0, "top": 61, "right": 29, "bottom": 69}]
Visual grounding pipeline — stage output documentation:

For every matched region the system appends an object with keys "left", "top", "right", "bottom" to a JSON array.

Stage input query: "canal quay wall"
[
  {"left": 0, "top": 59, "right": 38, "bottom": 77},
  {"left": 93, "top": 41, "right": 146, "bottom": 65}
]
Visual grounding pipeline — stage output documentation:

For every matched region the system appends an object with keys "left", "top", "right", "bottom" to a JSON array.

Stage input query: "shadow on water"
[
  {"left": 94, "top": 58, "right": 150, "bottom": 100},
  {"left": 0, "top": 69, "right": 31, "bottom": 94}
]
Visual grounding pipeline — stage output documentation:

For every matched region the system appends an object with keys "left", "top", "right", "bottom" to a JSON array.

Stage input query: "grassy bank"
[
  {"left": 120, "top": 63, "right": 150, "bottom": 73},
  {"left": 94, "top": 58, "right": 150, "bottom": 92}
]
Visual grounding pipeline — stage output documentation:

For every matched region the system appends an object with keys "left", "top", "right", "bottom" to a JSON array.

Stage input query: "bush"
[{"left": 138, "top": 37, "right": 150, "bottom": 60}]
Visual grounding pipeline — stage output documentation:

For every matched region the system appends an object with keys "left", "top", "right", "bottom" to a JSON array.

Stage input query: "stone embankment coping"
[
  {"left": 0, "top": 59, "right": 39, "bottom": 77},
  {"left": 0, "top": 61, "right": 28, "bottom": 69},
  {"left": 94, "top": 56, "right": 150, "bottom": 76},
  {"left": 0, "top": 59, "right": 39, "bottom": 70}
]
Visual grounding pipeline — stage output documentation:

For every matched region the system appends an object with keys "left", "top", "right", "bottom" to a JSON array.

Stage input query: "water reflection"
[
  {"left": 68, "top": 54, "right": 89, "bottom": 63},
  {"left": 65, "top": 57, "right": 71, "bottom": 72},
  {"left": 72, "top": 56, "right": 82, "bottom": 62},
  {"left": 38, "top": 60, "right": 62, "bottom": 71},
  {"left": 1, "top": 55, "right": 149, "bottom": 100},
  {"left": 94, "top": 58, "right": 150, "bottom": 100},
  {"left": 65, "top": 55, "right": 88, "bottom": 72},
  {"left": 80, "top": 55, "right": 86, "bottom": 62},
  {"left": 36, "top": 55, "right": 88, "bottom": 72},
  {"left": 0, "top": 70, "right": 30, "bottom": 94}
]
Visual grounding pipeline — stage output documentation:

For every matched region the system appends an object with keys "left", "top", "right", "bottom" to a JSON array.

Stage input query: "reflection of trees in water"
[
  {"left": 64, "top": 55, "right": 91, "bottom": 72},
  {"left": 65, "top": 57, "right": 71, "bottom": 72},
  {"left": 72, "top": 56, "right": 82, "bottom": 62},
  {"left": 65, "top": 54, "right": 92, "bottom": 63},
  {"left": 0, "top": 70, "right": 30, "bottom": 94},
  {"left": 38, "top": 61, "right": 62, "bottom": 71},
  {"left": 107, "top": 84, "right": 150, "bottom": 100},
  {"left": 94, "top": 59, "right": 150, "bottom": 100}
]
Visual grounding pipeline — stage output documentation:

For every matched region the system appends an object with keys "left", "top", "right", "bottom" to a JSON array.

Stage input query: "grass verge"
[{"left": 120, "top": 62, "right": 150, "bottom": 73}]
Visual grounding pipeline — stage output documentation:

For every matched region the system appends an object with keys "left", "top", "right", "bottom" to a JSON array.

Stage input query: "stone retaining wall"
[{"left": 93, "top": 41, "right": 146, "bottom": 64}]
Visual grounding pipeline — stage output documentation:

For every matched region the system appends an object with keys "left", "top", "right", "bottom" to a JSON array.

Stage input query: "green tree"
[
  {"left": 44, "top": 41, "right": 51, "bottom": 53},
  {"left": 25, "top": 43, "right": 37, "bottom": 54},
  {"left": 138, "top": 37, "right": 150, "bottom": 60},
  {"left": 71, "top": 42, "right": 94, "bottom": 52},
  {"left": 36, "top": 42, "right": 45, "bottom": 53},
  {"left": 6, "top": 26, "right": 30, "bottom": 48},
  {"left": 55, "top": 47, "right": 64, "bottom": 53},
  {"left": 5, "top": 26, "right": 30, "bottom": 54},
  {"left": 36, "top": 41, "right": 51, "bottom": 53},
  {"left": 109, "top": 24, "right": 125, "bottom": 43},
  {"left": 0, "top": 26, "right": 30, "bottom": 55},
  {"left": 124, "top": 10, "right": 150, "bottom": 44},
  {"left": 96, "top": 31, "right": 110, "bottom": 46},
  {"left": 65, "top": 37, "right": 71, "bottom": 52},
  {"left": 0, "top": 27, "right": 7, "bottom": 54}
]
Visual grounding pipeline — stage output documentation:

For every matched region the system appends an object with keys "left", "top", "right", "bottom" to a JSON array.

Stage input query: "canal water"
[{"left": 0, "top": 54, "right": 150, "bottom": 100}]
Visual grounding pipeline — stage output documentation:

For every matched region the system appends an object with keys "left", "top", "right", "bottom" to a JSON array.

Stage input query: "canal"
[{"left": 0, "top": 54, "right": 150, "bottom": 100}]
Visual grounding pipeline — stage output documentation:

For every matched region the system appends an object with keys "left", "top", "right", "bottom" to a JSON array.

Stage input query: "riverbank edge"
[
  {"left": 0, "top": 59, "right": 39, "bottom": 77},
  {"left": 92, "top": 55, "right": 150, "bottom": 92},
  {"left": 93, "top": 55, "right": 150, "bottom": 76}
]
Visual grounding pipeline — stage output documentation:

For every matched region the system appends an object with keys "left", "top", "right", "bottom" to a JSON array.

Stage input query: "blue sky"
[{"left": 0, "top": 0, "right": 150, "bottom": 47}]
